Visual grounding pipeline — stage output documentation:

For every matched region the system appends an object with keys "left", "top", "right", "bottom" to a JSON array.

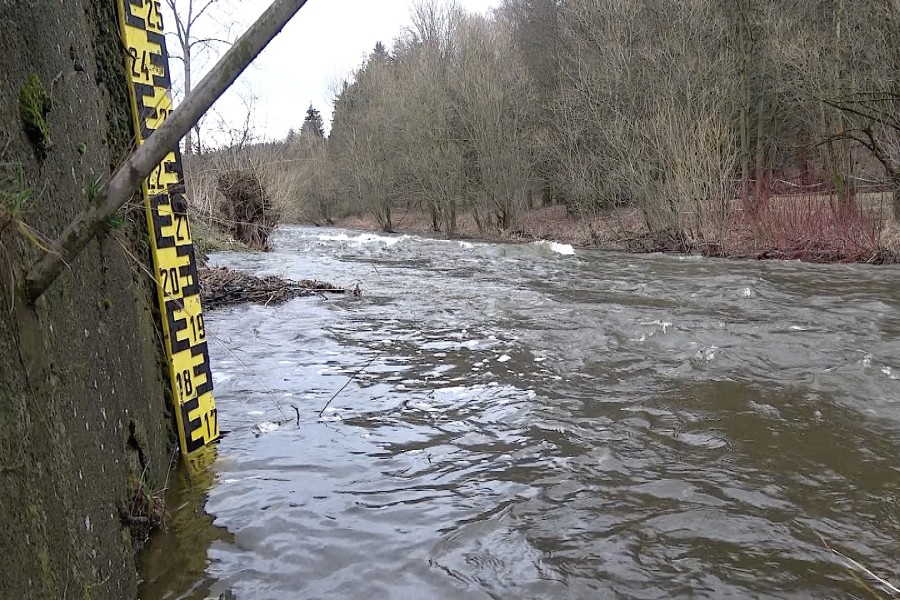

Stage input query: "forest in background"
[{"left": 187, "top": 0, "right": 900, "bottom": 261}]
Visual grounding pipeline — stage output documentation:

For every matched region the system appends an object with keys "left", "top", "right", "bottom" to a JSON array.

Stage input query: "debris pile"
[
  {"left": 216, "top": 169, "right": 279, "bottom": 250},
  {"left": 199, "top": 266, "right": 357, "bottom": 310}
]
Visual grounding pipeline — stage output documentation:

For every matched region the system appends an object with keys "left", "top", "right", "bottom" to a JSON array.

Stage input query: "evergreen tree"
[
  {"left": 371, "top": 41, "right": 390, "bottom": 64},
  {"left": 301, "top": 104, "right": 325, "bottom": 138}
]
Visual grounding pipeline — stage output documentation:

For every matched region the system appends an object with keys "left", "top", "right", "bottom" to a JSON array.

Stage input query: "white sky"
[{"left": 165, "top": 0, "right": 499, "bottom": 146}]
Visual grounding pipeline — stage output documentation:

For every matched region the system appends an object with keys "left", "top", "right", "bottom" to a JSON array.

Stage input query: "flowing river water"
[{"left": 138, "top": 225, "right": 900, "bottom": 599}]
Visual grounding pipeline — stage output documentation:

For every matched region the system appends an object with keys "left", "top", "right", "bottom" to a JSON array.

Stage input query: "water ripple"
[{"left": 139, "top": 226, "right": 900, "bottom": 599}]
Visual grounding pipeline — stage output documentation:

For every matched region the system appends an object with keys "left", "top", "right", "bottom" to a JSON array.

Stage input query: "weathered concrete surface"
[{"left": 0, "top": 0, "right": 175, "bottom": 597}]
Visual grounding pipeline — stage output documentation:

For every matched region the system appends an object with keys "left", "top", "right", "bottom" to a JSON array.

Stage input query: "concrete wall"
[{"left": 0, "top": 0, "right": 174, "bottom": 597}]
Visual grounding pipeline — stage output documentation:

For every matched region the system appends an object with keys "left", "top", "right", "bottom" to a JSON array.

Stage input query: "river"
[{"left": 138, "top": 225, "right": 900, "bottom": 599}]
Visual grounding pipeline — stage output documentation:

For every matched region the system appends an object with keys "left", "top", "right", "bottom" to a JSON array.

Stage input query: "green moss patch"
[{"left": 19, "top": 74, "right": 52, "bottom": 159}]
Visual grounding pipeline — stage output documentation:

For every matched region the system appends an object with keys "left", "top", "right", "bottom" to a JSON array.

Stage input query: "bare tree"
[
  {"left": 163, "top": 0, "right": 235, "bottom": 154},
  {"left": 552, "top": 0, "right": 737, "bottom": 243},
  {"left": 329, "top": 47, "right": 399, "bottom": 230},
  {"left": 498, "top": 0, "right": 562, "bottom": 206},
  {"left": 394, "top": 0, "right": 467, "bottom": 234},
  {"left": 317, "top": 0, "right": 900, "bottom": 248},
  {"left": 452, "top": 13, "right": 536, "bottom": 231},
  {"left": 818, "top": 0, "right": 900, "bottom": 218}
]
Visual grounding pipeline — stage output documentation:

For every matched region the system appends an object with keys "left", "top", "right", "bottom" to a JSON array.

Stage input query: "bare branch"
[
  {"left": 822, "top": 97, "right": 900, "bottom": 133},
  {"left": 163, "top": 0, "right": 188, "bottom": 43},
  {"left": 191, "top": 0, "right": 228, "bottom": 27},
  {"left": 187, "top": 36, "right": 232, "bottom": 50},
  {"left": 863, "top": 126, "right": 900, "bottom": 177}
]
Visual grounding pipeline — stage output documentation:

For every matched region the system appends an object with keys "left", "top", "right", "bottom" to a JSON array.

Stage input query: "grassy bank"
[{"left": 191, "top": 214, "right": 250, "bottom": 265}]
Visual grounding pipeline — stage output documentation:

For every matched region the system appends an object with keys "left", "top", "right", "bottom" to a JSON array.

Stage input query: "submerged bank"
[{"left": 193, "top": 217, "right": 356, "bottom": 310}]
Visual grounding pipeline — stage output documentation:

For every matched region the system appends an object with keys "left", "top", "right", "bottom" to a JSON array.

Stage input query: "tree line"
[{"left": 195, "top": 0, "right": 900, "bottom": 249}]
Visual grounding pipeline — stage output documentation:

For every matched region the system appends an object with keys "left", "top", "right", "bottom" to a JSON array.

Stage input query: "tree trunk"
[
  {"left": 737, "top": 9, "right": 751, "bottom": 210},
  {"left": 829, "top": 0, "right": 855, "bottom": 209},
  {"left": 542, "top": 183, "right": 553, "bottom": 207},
  {"left": 753, "top": 95, "right": 767, "bottom": 204},
  {"left": 892, "top": 174, "right": 900, "bottom": 222},
  {"left": 449, "top": 199, "right": 457, "bottom": 234},
  {"left": 739, "top": 91, "right": 750, "bottom": 207}
]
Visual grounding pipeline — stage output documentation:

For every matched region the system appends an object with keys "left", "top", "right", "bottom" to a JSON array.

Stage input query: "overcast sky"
[{"left": 165, "top": 0, "right": 498, "bottom": 146}]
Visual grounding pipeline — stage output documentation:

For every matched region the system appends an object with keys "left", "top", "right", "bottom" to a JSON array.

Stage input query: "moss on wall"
[{"left": 18, "top": 73, "right": 52, "bottom": 158}]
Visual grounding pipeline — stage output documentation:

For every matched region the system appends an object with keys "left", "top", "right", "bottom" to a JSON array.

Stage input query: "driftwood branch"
[
  {"left": 198, "top": 266, "right": 355, "bottom": 310},
  {"left": 318, "top": 351, "right": 383, "bottom": 418},
  {"left": 24, "top": 0, "right": 310, "bottom": 302}
]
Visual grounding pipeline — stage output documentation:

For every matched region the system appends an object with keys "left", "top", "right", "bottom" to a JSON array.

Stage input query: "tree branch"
[
  {"left": 24, "top": 0, "right": 310, "bottom": 301},
  {"left": 187, "top": 36, "right": 232, "bottom": 50},
  {"left": 822, "top": 96, "right": 900, "bottom": 134},
  {"left": 191, "top": 0, "right": 227, "bottom": 27},
  {"left": 163, "top": 0, "right": 188, "bottom": 43},
  {"left": 863, "top": 126, "right": 900, "bottom": 178}
]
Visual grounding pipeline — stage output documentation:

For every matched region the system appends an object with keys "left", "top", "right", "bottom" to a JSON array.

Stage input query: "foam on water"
[
  {"left": 533, "top": 240, "right": 576, "bottom": 255},
  {"left": 250, "top": 421, "right": 279, "bottom": 435},
  {"left": 642, "top": 320, "right": 673, "bottom": 334},
  {"left": 318, "top": 232, "right": 408, "bottom": 246}
]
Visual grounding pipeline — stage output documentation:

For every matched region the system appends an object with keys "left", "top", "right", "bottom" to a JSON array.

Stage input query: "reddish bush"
[{"left": 738, "top": 193, "right": 887, "bottom": 262}]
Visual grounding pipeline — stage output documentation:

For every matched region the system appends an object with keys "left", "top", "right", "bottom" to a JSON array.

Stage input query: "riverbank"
[{"left": 334, "top": 198, "right": 900, "bottom": 265}]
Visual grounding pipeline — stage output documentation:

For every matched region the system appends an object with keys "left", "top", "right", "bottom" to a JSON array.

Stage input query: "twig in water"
[
  {"left": 271, "top": 396, "right": 287, "bottom": 422},
  {"left": 817, "top": 533, "right": 900, "bottom": 598},
  {"left": 318, "top": 350, "right": 383, "bottom": 418}
]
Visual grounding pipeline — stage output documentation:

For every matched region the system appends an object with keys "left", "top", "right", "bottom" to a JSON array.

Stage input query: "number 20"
[{"left": 159, "top": 267, "right": 180, "bottom": 297}]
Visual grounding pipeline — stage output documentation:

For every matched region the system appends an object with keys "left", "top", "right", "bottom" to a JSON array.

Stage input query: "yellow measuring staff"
[{"left": 117, "top": 0, "right": 220, "bottom": 462}]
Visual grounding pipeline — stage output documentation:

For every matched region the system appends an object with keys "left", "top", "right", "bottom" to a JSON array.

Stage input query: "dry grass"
[
  {"left": 216, "top": 169, "right": 279, "bottom": 251},
  {"left": 123, "top": 472, "right": 169, "bottom": 546},
  {"left": 0, "top": 143, "right": 56, "bottom": 254},
  {"left": 191, "top": 216, "right": 250, "bottom": 263},
  {"left": 183, "top": 138, "right": 324, "bottom": 242}
]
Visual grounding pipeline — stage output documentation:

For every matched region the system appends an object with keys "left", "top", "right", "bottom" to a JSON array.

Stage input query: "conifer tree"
[{"left": 301, "top": 104, "right": 325, "bottom": 138}]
